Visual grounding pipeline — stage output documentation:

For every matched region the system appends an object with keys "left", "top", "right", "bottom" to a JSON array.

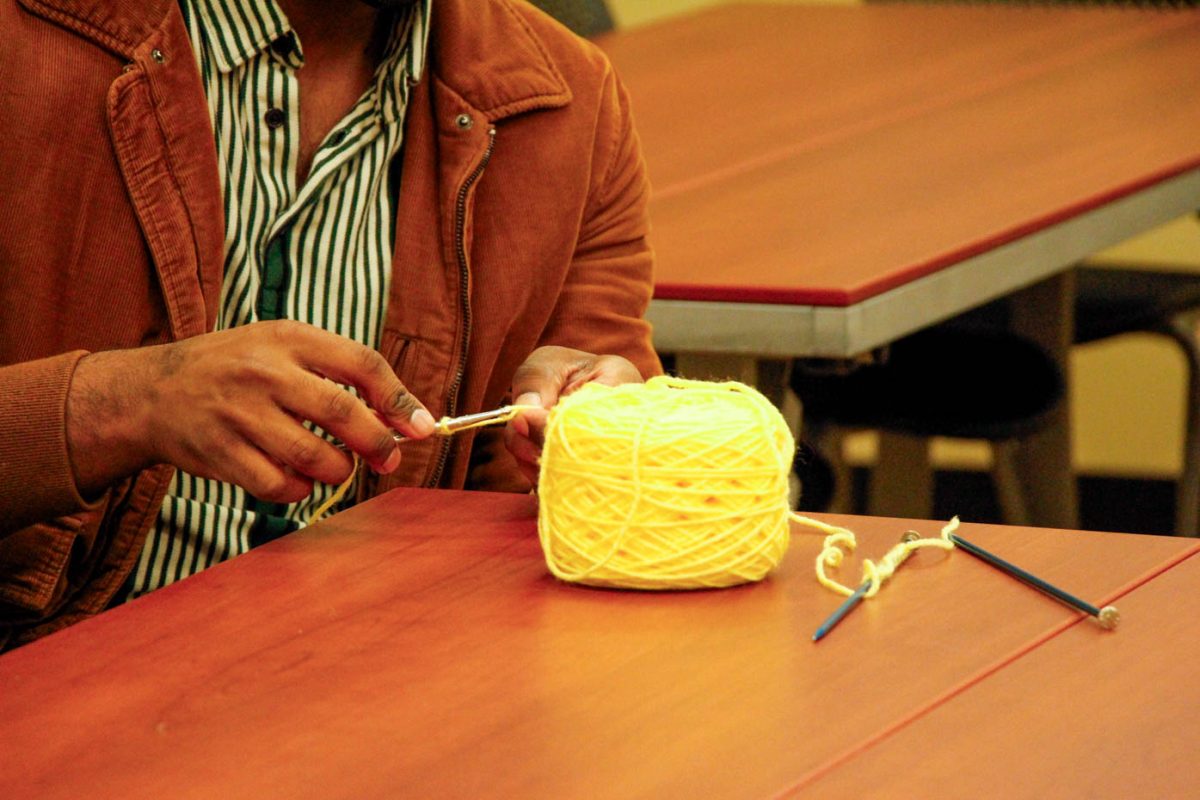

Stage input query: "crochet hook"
[
  {"left": 948, "top": 532, "right": 1119, "bottom": 630},
  {"left": 335, "top": 405, "right": 527, "bottom": 450},
  {"left": 812, "top": 531, "right": 920, "bottom": 643}
]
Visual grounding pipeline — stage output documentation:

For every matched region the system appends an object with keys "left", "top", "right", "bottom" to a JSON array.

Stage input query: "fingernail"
[
  {"left": 379, "top": 447, "right": 401, "bottom": 475},
  {"left": 411, "top": 408, "right": 436, "bottom": 437},
  {"left": 511, "top": 412, "right": 530, "bottom": 438},
  {"left": 515, "top": 392, "right": 543, "bottom": 408}
]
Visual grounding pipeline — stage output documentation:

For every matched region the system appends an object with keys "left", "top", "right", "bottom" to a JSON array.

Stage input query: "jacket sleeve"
[
  {"left": 535, "top": 68, "right": 661, "bottom": 380},
  {"left": 466, "top": 69, "right": 662, "bottom": 494},
  {"left": 0, "top": 352, "right": 107, "bottom": 536}
]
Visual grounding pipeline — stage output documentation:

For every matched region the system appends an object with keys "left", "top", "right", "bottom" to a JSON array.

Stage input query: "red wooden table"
[
  {"left": 1, "top": 488, "right": 1195, "bottom": 798},
  {"left": 607, "top": 3, "right": 1200, "bottom": 352}
]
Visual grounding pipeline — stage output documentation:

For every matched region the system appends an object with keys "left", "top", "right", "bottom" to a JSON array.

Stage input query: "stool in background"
[{"left": 791, "top": 323, "right": 1064, "bottom": 526}]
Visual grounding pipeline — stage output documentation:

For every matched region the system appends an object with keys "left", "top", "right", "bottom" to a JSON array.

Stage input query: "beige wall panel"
[{"left": 609, "top": 0, "right": 858, "bottom": 30}]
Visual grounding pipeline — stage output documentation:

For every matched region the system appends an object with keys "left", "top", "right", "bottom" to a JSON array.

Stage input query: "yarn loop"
[{"left": 798, "top": 514, "right": 960, "bottom": 598}]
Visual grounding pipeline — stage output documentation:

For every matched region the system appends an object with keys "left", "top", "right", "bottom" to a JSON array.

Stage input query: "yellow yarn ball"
[{"left": 537, "top": 376, "right": 794, "bottom": 589}]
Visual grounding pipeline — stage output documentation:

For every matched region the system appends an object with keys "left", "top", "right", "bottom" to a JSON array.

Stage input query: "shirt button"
[
  {"left": 271, "top": 35, "right": 295, "bottom": 57},
  {"left": 264, "top": 107, "right": 287, "bottom": 129}
]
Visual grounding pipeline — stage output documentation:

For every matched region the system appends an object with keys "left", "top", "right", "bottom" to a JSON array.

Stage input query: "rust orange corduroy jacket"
[{"left": 0, "top": 0, "right": 659, "bottom": 649}]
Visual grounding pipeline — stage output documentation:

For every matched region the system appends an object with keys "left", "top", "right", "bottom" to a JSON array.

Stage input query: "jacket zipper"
[{"left": 426, "top": 125, "right": 497, "bottom": 487}]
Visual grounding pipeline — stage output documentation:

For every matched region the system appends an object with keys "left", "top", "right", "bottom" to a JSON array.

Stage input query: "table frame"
[{"left": 650, "top": 167, "right": 1200, "bottom": 359}]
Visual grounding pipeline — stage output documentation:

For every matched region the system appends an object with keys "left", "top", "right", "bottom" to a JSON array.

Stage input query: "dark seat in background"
[
  {"left": 791, "top": 300, "right": 1065, "bottom": 526},
  {"left": 793, "top": 263, "right": 1200, "bottom": 536},
  {"left": 527, "top": 0, "right": 615, "bottom": 37}
]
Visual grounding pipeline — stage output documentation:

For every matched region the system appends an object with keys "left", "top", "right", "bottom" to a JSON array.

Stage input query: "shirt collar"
[
  {"left": 372, "top": 0, "right": 431, "bottom": 123},
  {"left": 386, "top": 0, "right": 432, "bottom": 87},
  {"left": 189, "top": 0, "right": 291, "bottom": 74},
  {"left": 188, "top": 0, "right": 431, "bottom": 79}
]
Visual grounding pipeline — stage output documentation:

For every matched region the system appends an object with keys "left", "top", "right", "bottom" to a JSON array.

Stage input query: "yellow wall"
[
  {"left": 1074, "top": 217, "right": 1200, "bottom": 478},
  {"left": 607, "top": 0, "right": 1200, "bottom": 478},
  {"left": 609, "top": 0, "right": 856, "bottom": 29},
  {"left": 608, "top": 0, "right": 723, "bottom": 28}
]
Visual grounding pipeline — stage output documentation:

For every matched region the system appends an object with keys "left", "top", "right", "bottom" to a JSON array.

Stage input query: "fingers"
[
  {"left": 564, "top": 354, "right": 642, "bottom": 394},
  {"left": 189, "top": 438, "right": 315, "bottom": 506},
  {"left": 74, "top": 322, "right": 434, "bottom": 504},
  {"left": 280, "top": 371, "right": 402, "bottom": 473},
  {"left": 275, "top": 321, "right": 435, "bottom": 438},
  {"left": 506, "top": 400, "right": 548, "bottom": 485},
  {"left": 510, "top": 346, "right": 589, "bottom": 410},
  {"left": 505, "top": 346, "right": 644, "bottom": 484},
  {"left": 232, "top": 459, "right": 314, "bottom": 506},
  {"left": 251, "top": 408, "right": 361, "bottom": 486},
  {"left": 513, "top": 455, "right": 541, "bottom": 487},
  {"left": 511, "top": 346, "right": 643, "bottom": 409},
  {"left": 504, "top": 412, "right": 546, "bottom": 484},
  {"left": 508, "top": 404, "right": 549, "bottom": 448}
]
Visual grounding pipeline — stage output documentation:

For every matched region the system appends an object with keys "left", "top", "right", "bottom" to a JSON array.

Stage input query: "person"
[{"left": 0, "top": 0, "right": 659, "bottom": 649}]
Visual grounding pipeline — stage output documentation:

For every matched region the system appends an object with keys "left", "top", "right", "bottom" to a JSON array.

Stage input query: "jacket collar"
[
  {"left": 19, "top": 0, "right": 572, "bottom": 118},
  {"left": 16, "top": 0, "right": 174, "bottom": 58},
  {"left": 427, "top": 0, "right": 571, "bottom": 119}
]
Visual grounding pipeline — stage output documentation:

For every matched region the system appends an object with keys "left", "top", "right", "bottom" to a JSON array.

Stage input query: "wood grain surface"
[
  {"left": 600, "top": 4, "right": 1200, "bottom": 306},
  {"left": 1, "top": 488, "right": 1194, "bottom": 799},
  {"left": 796, "top": 546, "right": 1200, "bottom": 798}
]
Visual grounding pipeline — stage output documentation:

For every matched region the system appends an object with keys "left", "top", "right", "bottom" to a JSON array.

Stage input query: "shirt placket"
[
  {"left": 257, "top": 48, "right": 385, "bottom": 325},
  {"left": 257, "top": 33, "right": 304, "bottom": 323}
]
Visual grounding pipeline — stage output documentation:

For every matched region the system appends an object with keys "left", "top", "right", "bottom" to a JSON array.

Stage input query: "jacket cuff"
[{"left": 0, "top": 351, "right": 104, "bottom": 534}]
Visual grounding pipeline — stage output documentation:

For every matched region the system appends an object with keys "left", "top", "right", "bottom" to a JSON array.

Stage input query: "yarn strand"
[
  {"left": 794, "top": 514, "right": 959, "bottom": 597},
  {"left": 308, "top": 404, "right": 539, "bottom": 523}
]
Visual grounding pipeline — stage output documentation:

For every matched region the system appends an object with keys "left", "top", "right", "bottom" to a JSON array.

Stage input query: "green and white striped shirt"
[{"left": 123, "top": 0, "right": 431, "bottom": 601}]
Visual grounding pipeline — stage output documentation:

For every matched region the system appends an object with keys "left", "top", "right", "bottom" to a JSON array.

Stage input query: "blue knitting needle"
[
  {"left": 812, "top": 531, "right": 920, "bottom": 642},
  {"left": 948, "top": 532, "right": 1119, "bottom": 630},
  {"left": 812, "top": 581, "right": 871, "bottom": 642}
]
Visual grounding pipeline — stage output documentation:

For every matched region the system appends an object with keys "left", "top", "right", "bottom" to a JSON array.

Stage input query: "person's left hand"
[{"left": 504, "top": 345, "right": 643, "bottom": 484}]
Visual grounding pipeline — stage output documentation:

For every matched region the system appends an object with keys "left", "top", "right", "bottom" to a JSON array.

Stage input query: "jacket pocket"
[
  {"left": 379, "top": 329, "right": 420, "bottom": 384},
  {"left": 0, "top": 513, "right": 93, "bottom": 619}
]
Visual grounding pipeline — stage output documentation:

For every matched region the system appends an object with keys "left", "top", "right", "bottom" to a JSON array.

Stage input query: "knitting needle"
[
  {"left": 948, "top": 532, "right": 1120, "bottom": 630},
  {"left": 812, "top": 531, "right": 920, "bottom": 642}
]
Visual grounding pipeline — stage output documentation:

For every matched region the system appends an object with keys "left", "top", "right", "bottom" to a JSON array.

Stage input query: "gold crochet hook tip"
[
  {"left": 337, "top": 405, "right": 527, "bottom": 451},
  {"left": 435, "top": 405, "right": 522, "bottom": 435}
]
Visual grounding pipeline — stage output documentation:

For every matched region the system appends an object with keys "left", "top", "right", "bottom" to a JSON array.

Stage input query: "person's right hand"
[{"left": 65, "top": 320, "right": 434, "bottom": 503}]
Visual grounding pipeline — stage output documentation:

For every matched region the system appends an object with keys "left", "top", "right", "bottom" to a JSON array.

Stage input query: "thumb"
[{"left": 511, "top": 346, "right": 586, "bottom": 410}]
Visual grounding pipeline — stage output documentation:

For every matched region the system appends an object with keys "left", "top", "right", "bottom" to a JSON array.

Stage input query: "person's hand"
[
  {"left": 65, "top": 320, "right": 434, "bottom": 503},
  {"left": 504, "top": 345, "right": 643, "bottom": 484}
]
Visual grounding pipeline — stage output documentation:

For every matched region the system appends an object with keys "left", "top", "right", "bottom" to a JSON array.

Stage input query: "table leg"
[
  {"left": 1008, "top": 272, "right": 1079, "bottom": 530},
  {"left": 1164, "top": 311, "right": 1200, "bottom": 537},
  {"left": 870, "top": 431, "right": 934, "bottom": 520}
]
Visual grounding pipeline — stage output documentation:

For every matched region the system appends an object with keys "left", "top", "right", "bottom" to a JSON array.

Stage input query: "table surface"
[
  {"left": 606, "top": 4, "right": 1200, "bottom": 356},
  {"left": 2, "top": 488, "right": 1196, "bottom": 799},
  {"left": 802, "top": 552, "right": 1200, "bottom": 798}
]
